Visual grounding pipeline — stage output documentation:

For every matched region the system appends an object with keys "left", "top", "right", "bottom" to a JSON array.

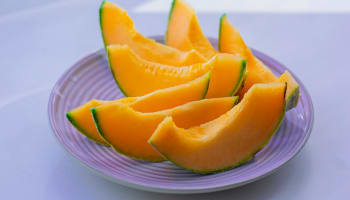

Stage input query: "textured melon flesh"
[
  {"left": 149, "top": 83, "right": 286, "bottom": 173},
  {"left": 66, "top": 98, "right": 136, "bottom": 145},
  {"left": 279, "top": 71, "right": 300, "bottom": 110},
  {"left": 100, "top": 1, "right": 206, "bottom": 66},
  {"left": 166, "top": 0, "right": 216, "bottom": 59},
  {"left": 66, "top": 74, "right": 210, "bottom": 144},
  {"left": 205, "top": 54, "right": 246, "bottom": 98},
  {"left": 130, "top": 72, "right": 209, "bottom": 112},
  {"left": 219, "top": 15, "right": 300, "bottom": 109},
  {"left": 107, "top": 45, "right": 246, "bottom": 97},
  {"left": 218, "top": 14, "right": 278, "bottom": 96},
  {"left": 92, "top": 97, "right": 238, "bottom": 162}
]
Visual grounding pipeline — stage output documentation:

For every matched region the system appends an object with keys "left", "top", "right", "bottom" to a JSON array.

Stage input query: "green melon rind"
[
  {"left": 218, "top": 14, "right": 247, "bottom": 96},
  {"left": 149, "top": 83, "right": 287, "bottom": 174},
  {"left": 99, "top": 0, "right": 107, "bottom": 48},
  {"left": 218, "top": 13, "right": 227, "bottom": 51},
  {"left": 201, "top": 71, "right": 211, "bottom": 99},
  {"left": 165, "top": 0, "right": 177, "bottom": 44},
  {"left": 286, "top": 86, "right": 300, "bottom": 110},
  {"left": 106, "top": 47, "right": 129, "bottom": 96},
  {"left": 89, "top": 72, "right": 210, "bottom": 162},
  {"left": 91, "top": 107, "right": 165, "bottom": 162},
  {"left": 66, "top": 112, "right": 110, "bottom": 146},
  {"left": 232, "top": 96, "right": 239, "bottom": 105},
  {"left": 100, "top": 1, "right": 129, "bottom": 96},
  {"left": 239, "top": 71, "right": 248, "bottom": 92},
  {"left": 229, "top": 59, "right": 247, "bottom": 96}
]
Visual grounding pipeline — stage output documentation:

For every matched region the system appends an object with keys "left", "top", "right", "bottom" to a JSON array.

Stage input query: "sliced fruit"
[
  {"left": 100, "top": 1, "right": 206, "bottom": 66},
  {"left": 218, "top": 14, "right": 278, "bottom": 96},
  {"left": 149, "top": 82, "right": 286, "bottom": 173},
  {"left": 130, "top": 72, "right": 210, "bottom": 112},
  {"left": 66, "top": 73, "right": 210, "bottom": 144},
  {"left": 219, "top": 14, "right": 300, "bottom": 109},
  {"left": 107, "top": 44, "right": 246, "bottom": 97},
  {"left": 66, "top": 98, "right": 136, "bottom": 145},
  {"left": 166, "top": 0, "right": 216, "bottom": 59},
  {"left": 205, "top": 54, "right": 246, "bottom": 98},
  {"left": 92, "top": 97, "right": 238, "bottom": 162},
  {"left": 218, "top": 14, "right": 250, "bottom": 61},
  {"left": 279, "top": 70, "right": 300, "bottom": 110}
]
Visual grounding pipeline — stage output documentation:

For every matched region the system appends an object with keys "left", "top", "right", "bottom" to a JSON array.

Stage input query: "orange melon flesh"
[
  {"left": 166, "top": 0, "right": 217, "bottom": 59},
  {"left": 100, "top": 1, "right": 206, "bottom": 66},
  {"left": 66, "top": 73, "right": 210, "bottom": 144},
  {"left": 279, "top": 70, "right": 300, "bottom": 110},
  {"left": 92, "top": 97, "right": 238, "bottom": 162},
  {"left": 219, "top": 15, "right": 300, "bottom": 109},
  {"left": 66, "top": 98, "right": 136, "bottom": 145},
  {"left": 129, "top": 72, "right": 210, "bottom": 112},
  {"left": 107, "top": 44, "right": 246, "bottom": 97},
  {"left": 218, "top": 14, "right": 278, "bottom": 95},
  {"left": 149, "top": 82, "right": 286, "bottom": 173}
]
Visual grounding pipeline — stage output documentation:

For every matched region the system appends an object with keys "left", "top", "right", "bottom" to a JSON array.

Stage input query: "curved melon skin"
[
  {"left": 66, "top": 98, "right": 136, "bottom": 146},
  {"left": 218, "top": 14, "right": 250, "bottom": 61},
  {"left": 218, "top": 14, "right": 278, "bottom": 95},
  {"left": 66, "top": 73, "right": 210, "bottom": 144},
  {"left": 99, "top": 1, "right": 206, "bottom": 66},
  {"left": 279, "top": 70, "right": 300, "bottom": 110},
  {"left": 91, "top": 97, "right": 239, "bottom": 162},
  {"left": 149, "top": 83, "right": 287, "bottom": 173},
  {"left": 166, "top": 0, "right": 217, "bottom": 59},
  {"left": 205, "top": 55, "right": 246, "bottom": 98},
  {"left": 107, "top": 44, "right": 246, "bottom": 97},
  {"left": 218, "top": 14, "right": 300, "bottom": 109}
]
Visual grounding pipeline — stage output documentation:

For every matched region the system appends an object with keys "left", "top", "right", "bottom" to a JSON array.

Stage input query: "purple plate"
[{"left": 48, "top": 36, "right": 314, "bottom": 194}]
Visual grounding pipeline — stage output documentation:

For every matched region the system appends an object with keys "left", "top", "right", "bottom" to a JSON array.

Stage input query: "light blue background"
[{"left": 1, "top": 0, "right": 349, "bottom": 199}]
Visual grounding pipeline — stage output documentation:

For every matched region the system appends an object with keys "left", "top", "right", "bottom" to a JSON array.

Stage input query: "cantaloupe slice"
[
  {"left": 66, "top": 73, "right": 210, "bottom": 145},
  {"left": 107, "top": 44, "right": 246, "bottom": 97},
  {"left": 129, "top": 72, "right": 210, "bottom": 112},
  {"left": 218, "top": 14, "right": 300, "bottom": 109},
  {"left": 149, "top": 82, "right": 286, "bottom": 173},
  {"left": 166, "top": 0, "right": 217, "bottom": 59},
  {"left": 100, "top": 1, "right": 206, "bottom": 66},
  {"left": 279, "top": 71, "right": 300, "bottom": 110},
  {"left": 66, "top": 98, "right": 136, "bottom": 145},
  {"left": 219, "top": 14, "right": 277, "bottom": 93},
  {"left": 91, "top": 97, "right": 238, "bottom": 162}
]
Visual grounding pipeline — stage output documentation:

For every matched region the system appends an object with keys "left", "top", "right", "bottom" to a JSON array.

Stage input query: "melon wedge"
[
  {"left": 66, "top": 98, "right": 136, "bottom": 145},
  {"left": 66, "top": 73, "right": 210, "bottom": 144},
  {"left": 149, "top": 82, "right": 286, "bottom": 173},
  {"left": 166, "top": 0, "right": 217, "bottom": 59},
  {"left": 92, "top": 97, "right": 238, "bottom": 162},
  {"left": 107, "top": 44, "right": 246, "bottom": 97},
  {"left": 279, "top": 71, "right": 300, "bottom": 110},
  {"left": 129, "top": 72, "right": 210, "bottom": 112},
  {"left": 100, "top": 1, "right": 206, "bottom": 66},
  {"left": 218, "top": 14, "right": 277, "bottom": 94},
  {"left": 218, "top": 14, "right": 300, "bottom": 109}
]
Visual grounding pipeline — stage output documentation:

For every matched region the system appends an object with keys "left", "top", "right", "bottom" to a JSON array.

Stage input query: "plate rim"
[{"left": 48, "top": 36, "right": 314, "bottom": 194}]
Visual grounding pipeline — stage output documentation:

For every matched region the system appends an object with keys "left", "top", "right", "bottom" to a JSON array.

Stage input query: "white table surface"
[{"left": 1, "top": 0, "right": 350, "bottom": 199}]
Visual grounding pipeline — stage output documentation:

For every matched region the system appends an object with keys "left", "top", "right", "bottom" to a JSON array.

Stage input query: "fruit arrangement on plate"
[{"left": 66, "top": 0, "right": 300, "bottom": 174}]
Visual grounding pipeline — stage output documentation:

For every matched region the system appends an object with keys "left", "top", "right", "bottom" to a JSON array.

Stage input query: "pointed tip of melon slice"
[
  {"left": 279, "top": 70, "right": 300, "bottom": 110},
  {"left": 66, "top": 110, "right": 109, "bottom": 146},
  {"left": 165, "top": 0, "right": 177, "bottom": 44},
  {"left": 218, "top": 13, "right": 227, "bottom": 51}
]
